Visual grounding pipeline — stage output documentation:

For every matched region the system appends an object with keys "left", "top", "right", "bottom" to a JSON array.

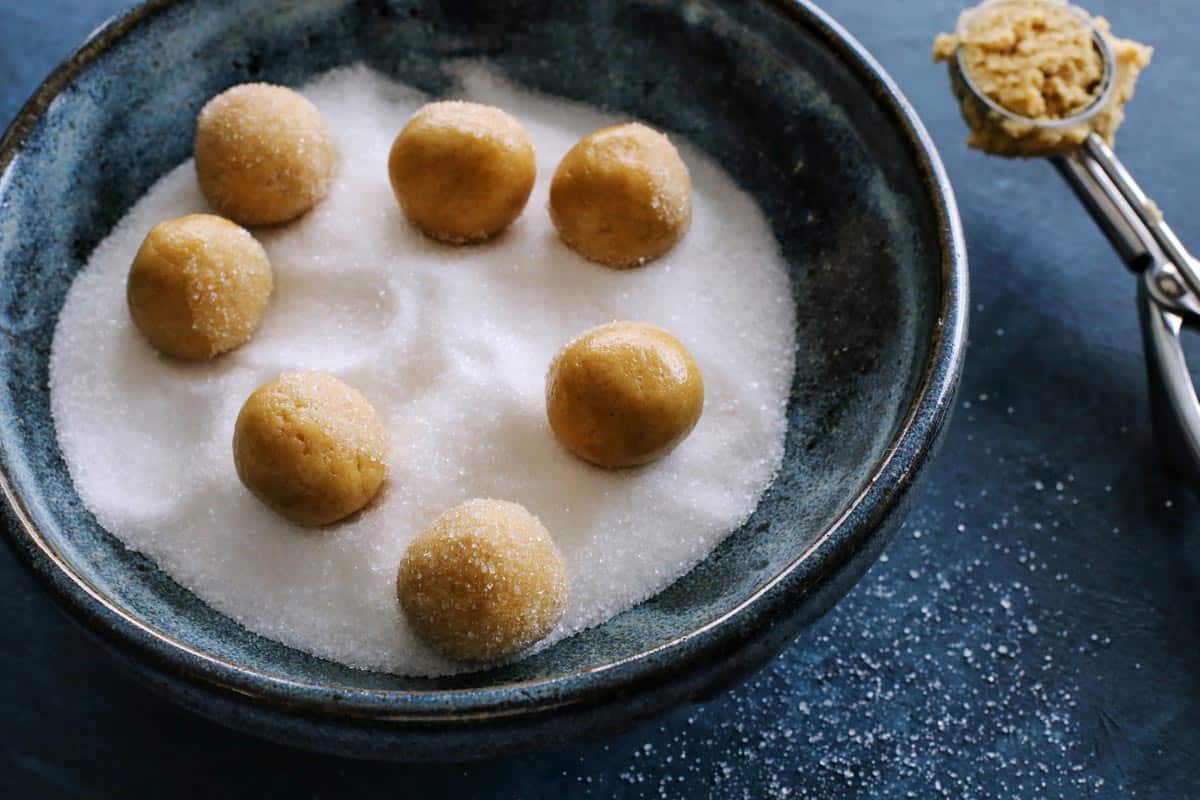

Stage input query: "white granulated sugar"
[{"left": 49, "top": 64, "right": 796, "bottom": 675}]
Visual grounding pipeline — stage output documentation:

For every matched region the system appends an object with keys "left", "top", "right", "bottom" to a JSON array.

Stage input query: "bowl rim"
[{"left": 0, "top": 0, "right": 968, "bottom": 724}]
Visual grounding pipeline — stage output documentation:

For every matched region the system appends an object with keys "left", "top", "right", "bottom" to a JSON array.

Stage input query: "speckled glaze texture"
[{"left": 0, "top": 0, "right": 965, "bottom": 759}]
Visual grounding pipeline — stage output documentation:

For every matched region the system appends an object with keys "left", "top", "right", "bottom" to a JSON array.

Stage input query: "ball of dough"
[
  {"left": 126, "top": 213, "right": 272, "bottom": 360},
  {"left": 195, "top": 83, "right": 336, "bottom": 226},
  {"left": 549, "top": 123, "right": 691, "bottom": 268},
  {"left": 932, "top": 5, "right": 1153, "bottom": 157},
  {"left": 397, "top": 499, "right": 568, "bottom": 662},
  {"left": 388, "top": 101, "right": 536, "bottom": 243},
  {"left": 546, "top": 321, "right": 704, "bottom": 468},
  {"left": 233, "top": 371, "right": 387, "bottom": 527}
]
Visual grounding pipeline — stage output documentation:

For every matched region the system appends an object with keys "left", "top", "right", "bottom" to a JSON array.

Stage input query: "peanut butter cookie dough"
[
  {"left": 195, "top": 83, "right": 336, "bottom": 226},
  {"left": 126, "top": 213, "right": 272, "bottom": 360},
  {"left": 546, "top": 321, "right": 704, "bottom": 468},
  {"left": 388, "top": 101, "right": 536, "bottom": 243},
  {"left": 397, "top": 499, "right": 568, "bottom": 662},
  {"left": 550, "top": 123, "right": 691, "bottom": 268},
  {"left": 933, "top": 0, "right": 1152, "bottom": 157},
  {"left": 233, "top": 371, "right": 387, "bottom": 527}
]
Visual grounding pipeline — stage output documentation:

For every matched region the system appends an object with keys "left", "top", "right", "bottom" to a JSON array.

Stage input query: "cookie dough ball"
[
  {"left": 195, "top": 83, "right": 336, "bottom": 226},
  {"left": 233, "top": 371, "right": 387, "bottom": 526},
  {"left": 546, "top": 321, "right": 704, "bottom": 468},
  {"left": 388, "top": 101, "right": 536, "bottom": 243},
  {"left": 932, "top": 2, "right": 1153, "bottom": 156},
  {"left": 127, "top": 213, "right": 272, "bottom": 360},
  {"left": 397, "top": 499, "right": 568, "bottom": 662},
  {"left": 549, "top": 123, "right": 691, "bottom": 268}
]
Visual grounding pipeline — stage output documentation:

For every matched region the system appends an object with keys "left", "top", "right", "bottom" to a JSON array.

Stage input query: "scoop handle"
[
  {"left": 1082, "top": 135, "right": 1200, "bottom": 301},
  {"left": 1138, "top": 276, "right": 1200, "bottom": 488},
  {"left": 1053, "top": 147, "right": 1153, "bottom": 273},
  {"left": 1054, "top": 141, "right": 1200, "bottom": 489}
]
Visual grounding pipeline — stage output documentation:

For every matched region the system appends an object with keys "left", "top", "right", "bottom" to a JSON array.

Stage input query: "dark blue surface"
[{"left": 1, "top": 0, "right": 1197, "bottom": 796}]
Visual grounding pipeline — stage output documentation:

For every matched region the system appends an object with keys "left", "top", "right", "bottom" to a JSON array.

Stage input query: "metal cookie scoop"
[{"left": 955, "top": 3, "right": 1200, "bottom": 487}]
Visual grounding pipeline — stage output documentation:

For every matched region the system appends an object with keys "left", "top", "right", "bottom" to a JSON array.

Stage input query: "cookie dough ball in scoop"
[
  {"left": 195, "top": 83, "right": 336, "bottom": 226},
  {"left": 388, "top": 101, "right": 536, "bottom": 243},
  {"left": 397, "top": 499, "right": 568, "bottom": 662},
  {"left": 127, "top": 214, "right": 272, "bottom": 360},
  {"left": 547, "top": 321, "right": 704, "bottom": 468},
  {"left": 549, "top": 123, "right": 691, "bottom": 268},
  {"left": 233, "top": 371, "right": 387, "bottom": 527}
]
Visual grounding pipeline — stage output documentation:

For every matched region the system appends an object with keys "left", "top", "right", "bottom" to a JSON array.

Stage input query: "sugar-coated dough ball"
[
  {"left": 233, "top": 371, "right": 387, "bottom": 527},
  {"left": 126, "top": 213, "right": 272, "bottom": 360},
  {"left": 546, "top": 321, "right": 704, "bottom": 468},
  {"left": 195, "top": 83, "right": 336, "bottom": 226},
  {"left": 388, "top": 101, "right": 536, "bottom": 243},
  {"left": 549, "top": 123, "right": 691, "bottom": 268},
  {"left": 397, "top": 499, "right": 568, "bottom": 662}
]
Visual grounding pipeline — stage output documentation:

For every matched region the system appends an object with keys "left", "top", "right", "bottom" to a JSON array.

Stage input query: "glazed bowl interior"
[{"left": 0, "top": 0, "right": 953, "bottom": 699}]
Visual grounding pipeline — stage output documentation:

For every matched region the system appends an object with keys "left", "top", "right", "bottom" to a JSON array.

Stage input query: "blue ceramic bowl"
[{"left": 0, "top": 0, "right": 966, "bottom": 760}]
